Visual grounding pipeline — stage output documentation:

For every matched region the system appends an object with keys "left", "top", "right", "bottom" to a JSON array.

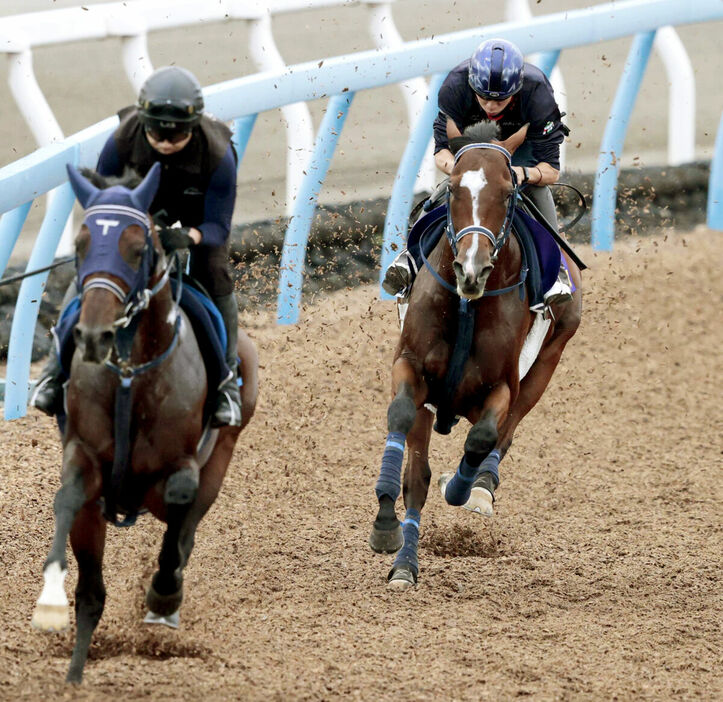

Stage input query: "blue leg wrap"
[
  {"left": 375, "top": 431, "right": 406, "bottom": 502},
  {"left": 392, "top": 508, "right": 420, "bottom": 576},
  {"left": 444, "top": 456, "right": 479, "bottom": 506},
  {"left": 478, "top": 449, "right": 501, "bottom": 489}
]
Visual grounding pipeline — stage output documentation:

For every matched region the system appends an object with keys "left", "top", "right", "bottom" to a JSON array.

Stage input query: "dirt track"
[{"left": 0, "top": 229, "right": 721, "bottom": 700}]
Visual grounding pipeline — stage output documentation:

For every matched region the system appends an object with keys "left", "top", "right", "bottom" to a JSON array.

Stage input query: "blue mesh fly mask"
[{"left": 67, "top": 163, "right": 168, "bottom": 320}]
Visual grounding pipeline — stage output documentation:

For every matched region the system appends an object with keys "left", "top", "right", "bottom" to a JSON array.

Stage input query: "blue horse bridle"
[{"left": 419, "top": 142, "right": 526, "bottom": 298}]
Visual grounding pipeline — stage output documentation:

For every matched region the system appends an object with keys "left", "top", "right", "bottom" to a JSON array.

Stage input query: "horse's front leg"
[
  {"left": 369, "top": 357, "right": 426, "bottom": 555},
  {"left": 439, "top": 383, "right": 512, "bottom": 516},
  {"left": 32, "top": 441, "right": 98, "bottom": 635},
  {"left": 387, "top": 405, "right": 434, "bottom": 590},
  {"left": 66, "top": 502, "right": 107, "bottom": 684},
  {"left": 145, "top": 457, "right": 200, "bottom": 628}
]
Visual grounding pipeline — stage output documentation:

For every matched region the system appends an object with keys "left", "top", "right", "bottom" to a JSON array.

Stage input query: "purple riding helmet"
[{"left": 468, "top": 38, "right": 525, "bottom": 100}]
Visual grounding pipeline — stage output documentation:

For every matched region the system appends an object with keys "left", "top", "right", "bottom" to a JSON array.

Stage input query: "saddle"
[{"left": 53, "top": 277, "right": 229, "bottom": 420}]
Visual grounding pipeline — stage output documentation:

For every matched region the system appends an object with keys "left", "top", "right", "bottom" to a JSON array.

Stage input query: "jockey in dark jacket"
[
  {"left": 383, "top": 38, "right": 572, "bottom": 307},
  {"left": 32, "top": 66, "right": 242, "bottom": 427}
]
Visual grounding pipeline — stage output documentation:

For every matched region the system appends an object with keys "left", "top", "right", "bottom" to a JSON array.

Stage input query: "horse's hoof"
[
  {"left": 387, "top": 566, "right": 417, "bottom": 592},
  {"left": 368, "top": 523, "right": 403, "bottom": 554},
  {"left": 438, "top": 472, "right": 454, "bottom": 500},
  {"left": 164, "top": 469, "right": 198, "bottom": 506},
  {"left": 439, "top": 474, "right": 494, "bottom": 516},
  {"left": 462, "top": 486, "right": 494, "bottom": 516},
  {"left": 146, "top": 582, "right": 183, "bottom": 617},
  {"left": 144, "top": 609, "right": 180, "bottom": 629},
  {"left": 31, "top": 603, "right": 69, "bottom": 632}
]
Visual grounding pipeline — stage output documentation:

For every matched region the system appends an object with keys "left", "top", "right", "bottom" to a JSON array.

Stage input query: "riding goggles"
[{"left": 145, "top": 126, "right": 192, "bottom": 145}]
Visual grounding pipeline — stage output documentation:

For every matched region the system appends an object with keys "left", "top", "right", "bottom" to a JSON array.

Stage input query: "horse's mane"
[
  {"left": 80, "top": 167, "right": 143, "bottom": 190},
  {"left": 449, "top": 121, "right": 501, "bottom": 155}
]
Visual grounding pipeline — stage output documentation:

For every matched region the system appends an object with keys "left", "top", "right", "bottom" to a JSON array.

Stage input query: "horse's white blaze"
[
  {"left": 37, "top": 561, "right": 68, "bottom": 607},
  {"left": 463, "top": 233, "right": 480, "bottom": 279},
  {"left": 459, "top": 168, "right": 488, "bottom": 279},
  {"left": 460, "top": 168, "right": 487, "bottom": 228}
]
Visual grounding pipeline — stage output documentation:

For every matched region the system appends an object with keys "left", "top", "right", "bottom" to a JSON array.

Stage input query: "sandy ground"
[{"left": 0, "top": 228, "right": 721, "bottom": 700}]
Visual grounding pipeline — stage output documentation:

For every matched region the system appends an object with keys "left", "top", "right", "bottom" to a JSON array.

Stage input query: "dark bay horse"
[
  {"left": 30, "top": 163, "right": 258, "bottom": 683},
  {"left": 369, "top": 124, "right": 582, "bottom": 589}
]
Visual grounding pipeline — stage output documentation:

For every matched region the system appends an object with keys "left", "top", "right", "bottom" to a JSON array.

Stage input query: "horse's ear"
[
  {"left": 496, "top": 123, "right": 529, "bottom": 155},
  {"left": 66, "top": 163, "right": 100, "bottom": 209},
  {"left": 130, "top": 162, "right": 161, "bottom": 213}
]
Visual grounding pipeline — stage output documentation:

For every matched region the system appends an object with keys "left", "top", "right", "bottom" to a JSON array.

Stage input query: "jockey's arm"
[
  {"left": 187, "top": 145, "right": 238, "bottom": 247},
  {"left": 434, "top": 117, "right": 463, "bottom": 175},
  {"left": 511, "top": 162, "right": 559, "bottom": 187}
]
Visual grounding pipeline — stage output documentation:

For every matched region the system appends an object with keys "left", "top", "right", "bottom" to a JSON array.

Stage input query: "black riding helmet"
[{"left": 137, "top": 66, "right": 204, "bottom": 132}]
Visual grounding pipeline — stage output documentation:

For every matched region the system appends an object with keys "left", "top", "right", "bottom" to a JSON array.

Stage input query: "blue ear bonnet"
[{"left": 67, "top": 163, "right": 161, "bottom": 302}]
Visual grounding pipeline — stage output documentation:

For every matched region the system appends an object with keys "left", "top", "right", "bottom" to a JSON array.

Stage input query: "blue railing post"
[
  {"left": 0, "top": 202, "right": 32, "bottom": 277},
  {"left": 277, "top": 91, "right": 355, "bottom": 324},
  {"left": 4, "top": 181, "right": 76, "bottom": 420},
  {"left": 591, "top": 31, "right": 656, "bottom": 251},
  {"left": 535, "top": 50, "right": 560, "bottom": 78},
  {"left": 380, "top": 72, "right": 446, "bottom": 299},
  {"left": 232, "top": 114, "right": 258, "bottom": 166},
  {"left": 706, "top": 111, "right": 723, "bottom": 230}
]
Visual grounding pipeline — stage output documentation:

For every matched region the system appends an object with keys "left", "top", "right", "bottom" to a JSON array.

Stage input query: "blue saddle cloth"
[
  {"left": 53, "top": 279, "right": 229, "bottom": 391},
  {"left": 406, "top": 201, "right": 562, "bottom": 306}
]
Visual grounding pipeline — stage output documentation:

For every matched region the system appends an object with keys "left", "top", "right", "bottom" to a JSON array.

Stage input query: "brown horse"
[
  {"left": 30, "top": 164, "right": 258, "bottom": 683},
  {"left": 369, "top": 125, "right": 582, "bottom": 589}
]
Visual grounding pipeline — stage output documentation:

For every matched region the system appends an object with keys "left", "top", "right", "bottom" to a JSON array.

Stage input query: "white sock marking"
[{"left": 37, "top": 561, "right": 69, "bottom": 607}]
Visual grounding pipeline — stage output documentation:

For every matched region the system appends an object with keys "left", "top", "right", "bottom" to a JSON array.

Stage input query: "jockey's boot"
[
  {"left": 30, "top": 353, "right": 65, "bottom": 416},
  {"left": 534, "top": 261, "right": 573, "bottom": 311},
  {"left": 381, "top": 249, "right": 417, "bottom": 298},
  {"left": 211, "top": 293, "right": 242, "bottom": 428}
]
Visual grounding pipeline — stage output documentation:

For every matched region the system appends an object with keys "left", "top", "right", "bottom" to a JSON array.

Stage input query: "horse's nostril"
[
  {"left": 479, "top": 265, "right": 493, "bottom": 282},
  {"left": 100, "top": 330, "right": 114, "bottom": 347}
]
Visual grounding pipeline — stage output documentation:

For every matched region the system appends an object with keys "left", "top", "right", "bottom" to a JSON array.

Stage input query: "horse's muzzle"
[
  {"left": 74, "top": 324, "right": 115, "bottom": 364},
  {"left": 453, "top": 261, "right": 493, "bottom": 300}
]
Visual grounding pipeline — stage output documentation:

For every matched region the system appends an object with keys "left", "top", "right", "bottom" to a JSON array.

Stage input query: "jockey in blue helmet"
[
  {"left": 383, "top": 38, "right": 572, "bottom": 307},
  {"left": 467, "top": 37, "right": 525, "bottom": 100}
]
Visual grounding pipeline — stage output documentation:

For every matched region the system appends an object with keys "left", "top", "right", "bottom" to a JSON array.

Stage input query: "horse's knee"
[
  {"left": 465, "top": 411, "right": 498, "bottom": 463},
  {"left": 387, "top": 391, "right": 416, "bottom": 434}
]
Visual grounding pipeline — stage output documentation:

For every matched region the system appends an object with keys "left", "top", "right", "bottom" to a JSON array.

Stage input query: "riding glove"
[{"left": 158, "top": 226, "right": 195, "bottom": 252}]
